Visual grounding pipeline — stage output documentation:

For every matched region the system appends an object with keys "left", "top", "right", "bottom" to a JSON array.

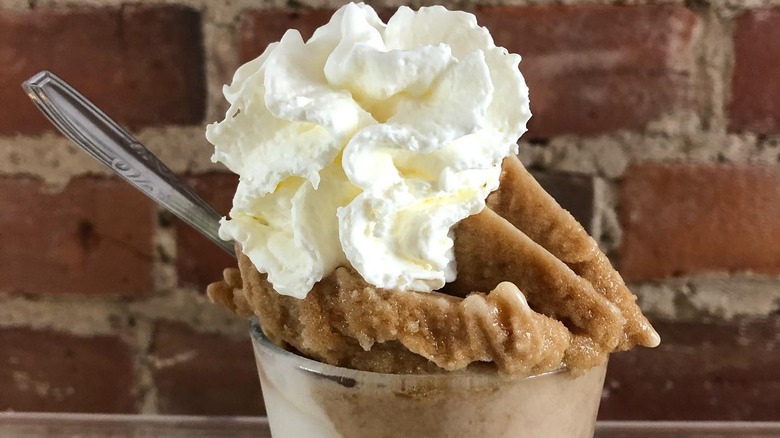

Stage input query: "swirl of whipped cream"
[{"left": 206, "top": 2, "right": 531, "bottom": 298}]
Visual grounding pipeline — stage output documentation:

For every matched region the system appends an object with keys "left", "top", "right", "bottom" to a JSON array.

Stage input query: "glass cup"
[{"left": 250, "top": 319, "right": 607, "bottom": 438}]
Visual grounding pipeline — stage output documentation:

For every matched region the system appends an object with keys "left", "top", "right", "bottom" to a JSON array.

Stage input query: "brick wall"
[{"left": 0, "top": 0, "right": 778, "bottom": 420}]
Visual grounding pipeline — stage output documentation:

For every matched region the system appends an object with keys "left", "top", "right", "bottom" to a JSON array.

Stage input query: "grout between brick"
[
  {"left": 0, "top": 0, "right": 32, "bottom": 9},
  {"left": 0, "top": 294, "right": 128, "bottom": 336},
  {"left": 593, "top": 177, "right": 623, "bottom": 257},
  {"left": 152, "top": 208, "right": 179, "bottom": 292},
  {"left": 691, "top": 4, "right": 735, "bottom": 133},
  {"left": 633, "top": 273, "right": 780, "bottom": 321},
  {"left": 133, "top": 316, "right": 159, "bottom": 414}
]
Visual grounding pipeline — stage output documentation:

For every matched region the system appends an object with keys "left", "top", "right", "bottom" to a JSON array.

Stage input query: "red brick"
[
  {"left": 619, "top": 163, "right": 780, "bottom": 280},
  {"left": 477, "top": 5, "right": 698, "bottom": 138},
  {"left": 176, "top": 172, "right": 238, "bottom": 289},
  {"left": 730, "top": 8, "right": 780, "bottom": 134},
  {"left": 600, "top": 317, "right": 780, "bottom": 420},
  {"left": 0, "top": 6, "right": 205, "bottom": 136},
  {"left": 151, "top": 321, "right": 264, "bottom": 416},
  {"left": 238, "top": 9, "right": 335, "bottom": 62},
  {"left": 0, "top": 327, "right": 137, "bottom": 413},
  {"left": 0, "top": 176, "right": 155, "bottom": 296}
]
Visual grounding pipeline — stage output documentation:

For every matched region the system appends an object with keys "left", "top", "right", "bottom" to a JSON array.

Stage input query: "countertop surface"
[{"left": 0, "top": 414, "right": 778, "bottom": 437}]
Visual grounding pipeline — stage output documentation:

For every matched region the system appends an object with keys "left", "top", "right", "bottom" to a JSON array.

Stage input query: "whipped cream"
[{"left": 207, "top": 3, "right": 531, "bottom": 298}]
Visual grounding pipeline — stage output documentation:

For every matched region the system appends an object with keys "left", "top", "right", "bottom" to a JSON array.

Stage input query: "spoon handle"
[{"left": 22, "top": 71, "right": 235, "bottom": 257}]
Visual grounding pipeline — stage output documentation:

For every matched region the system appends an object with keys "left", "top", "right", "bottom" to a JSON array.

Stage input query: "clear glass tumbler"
[{"left": 250, "top": 319, "right": 606, "bottom": 438}]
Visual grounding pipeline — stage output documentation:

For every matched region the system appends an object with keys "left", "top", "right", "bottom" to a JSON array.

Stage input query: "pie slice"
[{"left": 483, "top": 155, "right": 660, "bottom": 350}]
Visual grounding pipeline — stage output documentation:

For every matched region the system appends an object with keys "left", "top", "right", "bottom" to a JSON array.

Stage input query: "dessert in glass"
[{"left": 205, "top": 3, "right": 659, "bottom": 437}]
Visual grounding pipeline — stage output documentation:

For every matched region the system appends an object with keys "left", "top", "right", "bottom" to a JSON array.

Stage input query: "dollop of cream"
[{"left": 207, "top": 3, "right": 531, "bottom": 298}]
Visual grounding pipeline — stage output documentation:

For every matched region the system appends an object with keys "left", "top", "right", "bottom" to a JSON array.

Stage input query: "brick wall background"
[{"left": 0, "top": 0, "right": 778, "bottom": 420}]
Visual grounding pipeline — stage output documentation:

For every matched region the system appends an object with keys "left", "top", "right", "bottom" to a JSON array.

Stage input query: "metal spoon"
[{"left": 22, "top": 71, "right": 235, "bottom": 257}]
